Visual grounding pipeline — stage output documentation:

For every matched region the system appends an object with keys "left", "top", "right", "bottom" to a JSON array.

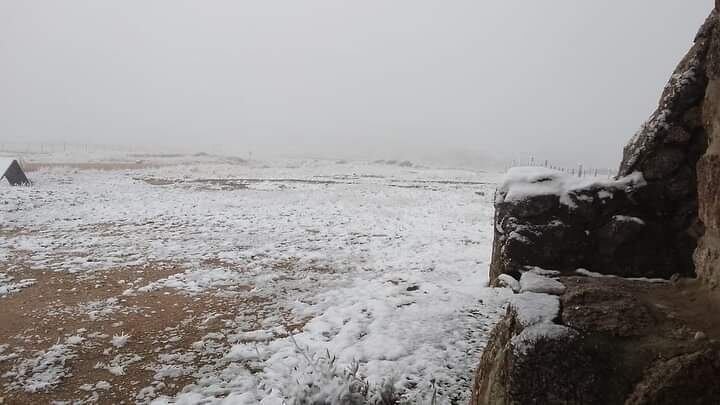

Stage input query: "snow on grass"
[
  {"left": 133, "top": 268, "right": 242, "bottom": 294},
  {"left": 65, "top": 335, "right": 85, "bottom": 345},
  {"left": 79, "top": 380, "right": 111, "bottom": 391},
  {"left": 95, "top": 380, "right": 111, "bottom": 390},
  {"left": 0, "top": 273, "right": 36, "bottom": 298},
  {"left": 0, "top": 346, "right": 19, "bottom": 363},
  {"left": 1, "top": 158, "right": 508, "bottom": 403},
  {"left": 225, "top": 345, "right": 261, "bottom": 362},
  {"left": 6, "top": 342, "right": 76, "bottom": 393},
  {"left": 80, "top": 297, "right": 122, "bottom": 320},
  {"left": 111, "top": 333, "right": 130, "bottom": 349},
  {"left": 95, "top": 353, "right": 142, "bottom": 376}
]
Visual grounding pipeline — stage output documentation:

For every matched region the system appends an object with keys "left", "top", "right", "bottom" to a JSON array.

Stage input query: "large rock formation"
[
  {"left": 489, "top": 10, "right": 716, "bottom": 282},
  {"left": 490, "top": 168, "right": 658, "bottom": 280},
  {"left": 474, "top": 6, "right": 720, "bottom": 404},
  {"left": 696, "top": 3, "right": 720, "bottom": 289},
  {"left": 472, "top": 272, "right": 720, "bottom": 405},
  {"left": 488, "top": 10, "right": 720, "bottom": 284}
]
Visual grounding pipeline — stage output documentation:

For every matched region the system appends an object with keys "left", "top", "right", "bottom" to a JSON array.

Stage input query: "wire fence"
[
  {"left": 1, "top": 143, "right": 620, "bottom": 178},
  {"left": 506, "top": 157, "right": 618, "bottom": 179}
]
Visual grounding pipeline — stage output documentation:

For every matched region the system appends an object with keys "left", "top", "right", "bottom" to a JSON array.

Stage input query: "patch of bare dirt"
[
  {"left": 0, "top": 228, "right": 29, "bottom": 238},
  {"left": 139, "top": 178, "right": 180, "bottom": 186},
  {"left": 0, "top": 261, "right": 276, "bottom": 404},
  {"left": 646, "top": 278, "right": 720, "bottom": 342}
]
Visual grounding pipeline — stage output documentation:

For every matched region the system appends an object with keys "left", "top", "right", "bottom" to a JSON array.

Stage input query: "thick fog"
[{"left": 0, "top": 1, "right": 712, "bottom": 168}]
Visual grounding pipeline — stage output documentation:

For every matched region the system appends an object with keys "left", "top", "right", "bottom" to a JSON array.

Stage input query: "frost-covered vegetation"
[{"left": 0, "top": 155, "right": 510, "bottom": 403}]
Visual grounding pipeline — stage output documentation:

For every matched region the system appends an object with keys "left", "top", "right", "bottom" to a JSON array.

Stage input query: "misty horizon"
[{"left": 1, "top": 1, "right": 712, "bottom": 168}]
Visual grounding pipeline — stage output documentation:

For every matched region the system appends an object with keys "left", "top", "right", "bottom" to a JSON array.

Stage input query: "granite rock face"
[
  {"left": 471, "top": 277, "right": 599, "bottom": 405},
  {"left": 489, "top": 167, "right": 691, "bottom": 281},
  {"left": 474, "top": 6, "right": 720, "bottom": 405},
  {"left": 695, "top": 10, "right": 720, "bottom": 288},
  {"left": 626, "top": 349, "right": 720, "bottom": 405},
  {"left": 470, "top": 275, "right": 720, "bottom": 405},
  {"left": 489, "top": 11, "right": 717, "bottom": 284}
]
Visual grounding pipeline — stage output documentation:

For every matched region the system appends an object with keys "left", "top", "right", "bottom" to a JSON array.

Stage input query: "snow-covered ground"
[{"left": 0, "top": 155, "right": 510, "bottom": 404}]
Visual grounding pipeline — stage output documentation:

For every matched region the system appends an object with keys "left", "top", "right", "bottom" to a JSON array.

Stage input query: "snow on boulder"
[
  {"left": 496, "top": 167, "right": 566, "bottom": 204},
  {"left": 496, "top": 166, "right": 646, "bottom": 208},
  {"left": 520, "top": 271, "right": 566, "bottom": 295},
  {"left": 496, "top": 274, "right": 521, "bottom": 292},
  {"left": 490, "top": 164, "right": 685, "bottom": 281},
  {"left": 612, "top": 215, "right": 646, "bottom": 225},
  {"left": 524, "top": 266, "right": 561, "bottom": 278},
  {"left": 575, "top": 268, "right": 668, "bottom": 284},
  {"left": 509, "top": 292, "right": 560, "bottom": 328},
  {"left": 473, "top": 291, "right": 590, "bottom": 405},
  {"left": 510, "top": 322, "right": 579, "bottom": 355}
]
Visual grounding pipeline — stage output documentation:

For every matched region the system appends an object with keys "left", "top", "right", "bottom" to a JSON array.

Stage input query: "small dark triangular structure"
[{"left": 1, "top": 158, "right": 30, "bottom": 186}]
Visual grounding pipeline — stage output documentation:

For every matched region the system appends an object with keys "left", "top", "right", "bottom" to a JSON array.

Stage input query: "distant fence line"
[
  {"left": 0, "top": 143, "right": 619, "bottom": 178},
  {"left": 506, "top": 157, "right": 618, "bottom": 179}
]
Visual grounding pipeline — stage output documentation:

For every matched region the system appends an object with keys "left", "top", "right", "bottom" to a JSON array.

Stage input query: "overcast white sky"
[{"left": 0, "top": 1, "right": 712, "bottom": 167}]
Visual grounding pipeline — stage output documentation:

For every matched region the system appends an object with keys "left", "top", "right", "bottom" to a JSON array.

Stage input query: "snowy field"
[{"left": 0, "top": 154, "right": 510, "bottom": 404}]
